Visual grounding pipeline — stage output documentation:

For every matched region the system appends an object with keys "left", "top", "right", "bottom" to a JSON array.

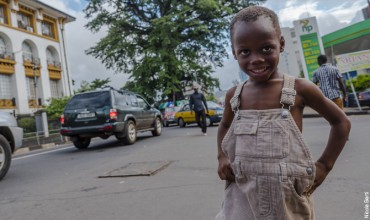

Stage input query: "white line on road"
[{"left": 13, "top": 146, "right": 73, "bottom": 160}]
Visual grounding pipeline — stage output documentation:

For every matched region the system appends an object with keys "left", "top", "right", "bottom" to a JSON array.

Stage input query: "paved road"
[{"left": 0, "top": 115, "right": 369, "bottom": 220}]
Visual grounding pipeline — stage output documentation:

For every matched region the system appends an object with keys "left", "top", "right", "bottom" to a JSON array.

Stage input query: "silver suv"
[{"left": 0, "top": 111, "right": 23, "bottom": 180}]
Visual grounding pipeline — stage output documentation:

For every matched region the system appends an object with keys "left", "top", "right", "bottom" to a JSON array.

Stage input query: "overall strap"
[
  {"left": 280, "top": 74, "right": 296, "bottom": 109},
  {"left": 230, "top": 81, "right": 247, "bottom": 112}
]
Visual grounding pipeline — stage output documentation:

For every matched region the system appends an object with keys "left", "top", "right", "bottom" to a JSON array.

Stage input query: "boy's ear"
[{"left": 280, "top": 36, "right": 285, "bottom": 53}]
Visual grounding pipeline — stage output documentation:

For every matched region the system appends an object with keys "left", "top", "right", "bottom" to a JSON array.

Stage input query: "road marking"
[{"left": 13, "top": 146, "right": 73, "bottom": 160}]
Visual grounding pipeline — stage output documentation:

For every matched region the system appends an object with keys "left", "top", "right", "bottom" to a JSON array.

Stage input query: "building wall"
[
  {"left": 278, "top": 27, "right": 301, "bottom": 77},
  {"left": 0, "top": 0, "right": 74, "bottom": 115}
]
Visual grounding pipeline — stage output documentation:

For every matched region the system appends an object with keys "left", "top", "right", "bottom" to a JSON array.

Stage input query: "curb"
[
  {"left": 303, "top": 110, "right": 370, "bottom": 118},
  {"left": 14, "top": 141, "right": 71, "bottom": 156}
]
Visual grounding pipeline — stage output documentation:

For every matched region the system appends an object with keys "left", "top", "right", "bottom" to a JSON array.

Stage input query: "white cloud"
[
  {"left": 63, "top": 12, "right": 129, "bottom": 90},
  {"left": 40, "top": 0, "right": 76, "bottom": 16}
]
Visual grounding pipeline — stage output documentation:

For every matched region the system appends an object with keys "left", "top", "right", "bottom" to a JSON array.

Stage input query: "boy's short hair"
[{"left": 230, "top": 6, "right": 281, "bottom": 40}]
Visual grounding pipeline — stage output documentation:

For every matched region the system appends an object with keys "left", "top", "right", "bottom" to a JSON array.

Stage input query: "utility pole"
[
  {"left": 31, "top": 59, "right": 49, "bottom": 138},
  {"left": 31, "top": 60, "right": 40, "bottom": 145},
  {"left": 32, "top": 62, "right": 38, "bottom": 109}
]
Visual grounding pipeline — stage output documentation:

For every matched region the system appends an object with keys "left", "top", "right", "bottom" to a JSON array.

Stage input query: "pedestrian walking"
[
  {"left": 312, "top": 54, "right": 348, "bottom": 110},
  {"left": 189, "top": 85, "right": 209, "bottom": 135},
  {"left": 216, "top": 6, "right": 351, "bottom": 220}
]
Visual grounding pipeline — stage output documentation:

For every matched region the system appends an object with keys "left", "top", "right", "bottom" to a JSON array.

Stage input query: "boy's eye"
[
  {"left": 240, "top": 50, "right": 249, "bottom": 56},
  {"left": 262, "top": 47, "right": 272, "bottom": 53}
]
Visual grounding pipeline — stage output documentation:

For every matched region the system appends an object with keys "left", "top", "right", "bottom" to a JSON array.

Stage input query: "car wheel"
[
  {"left": 123, "top": 120, "right": 136, "bottom": 145},
  {"left": 73, "top": 137, "right": 91, "bottom": 149},
  {"left": 178, "top": 118, "right": 186, "bottom": 127},
  {"left": 0, "top": 134, "right": 12, "bottom": 181},
  {"left": 206, "top": 116, "right": 212, "bottom": 127},
  {"left": 151, "top": 117, "right": 162, "bottom": 136}
]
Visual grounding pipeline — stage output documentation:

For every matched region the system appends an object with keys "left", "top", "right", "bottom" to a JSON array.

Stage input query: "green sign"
[{"left": 300, "top": 33, "right": 321, "bottom": 80}]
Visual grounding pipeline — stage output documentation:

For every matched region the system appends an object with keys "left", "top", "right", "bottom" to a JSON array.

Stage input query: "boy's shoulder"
[{"left": 294, "top": 77, "right": 320, "bottom": 97}]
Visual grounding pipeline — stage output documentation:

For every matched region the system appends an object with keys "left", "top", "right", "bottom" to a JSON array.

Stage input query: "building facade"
[{"left": 0, "top": 0, "right": 75, "bottom": 115}]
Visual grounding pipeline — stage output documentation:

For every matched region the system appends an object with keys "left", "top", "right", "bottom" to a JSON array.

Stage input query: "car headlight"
[{"left": 216, "top": 110, "right": 223, "bottom": 115}]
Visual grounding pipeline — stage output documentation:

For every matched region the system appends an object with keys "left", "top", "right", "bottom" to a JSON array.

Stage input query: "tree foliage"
[
  {"left": 84, "top": 0, "right": 265, "bottom": 101},
  {"left": 74, "top": 78, "right": 111, "bottom": 93},
  {"left": 346, "top": 74, "right": 370, "bottom": 92},
  {"left": 45, "top": 96, "right": 72, "bottom": 119}
]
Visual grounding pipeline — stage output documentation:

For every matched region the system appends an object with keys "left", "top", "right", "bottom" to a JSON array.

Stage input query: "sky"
[{"left": 39, "top": 0, "right": 368, "bottom": 91}]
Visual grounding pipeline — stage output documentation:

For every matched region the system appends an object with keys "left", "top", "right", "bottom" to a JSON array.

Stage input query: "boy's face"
[{"left": 231, "top": 16, "right": 284, "bottom": 83}]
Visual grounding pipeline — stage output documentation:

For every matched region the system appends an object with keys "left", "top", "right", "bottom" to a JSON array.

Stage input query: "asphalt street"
[{"left": 0, "top": 115, "right": 369, "bottom": 220}]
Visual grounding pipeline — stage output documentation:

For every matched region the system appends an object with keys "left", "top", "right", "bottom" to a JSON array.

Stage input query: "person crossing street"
[{"left": 189, "top": 85, "right": 209, "bottom": 135}]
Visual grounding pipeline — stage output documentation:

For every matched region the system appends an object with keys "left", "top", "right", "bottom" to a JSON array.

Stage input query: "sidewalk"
[{"left": 303, "top": 106, "right": 370, "bottom": 118}]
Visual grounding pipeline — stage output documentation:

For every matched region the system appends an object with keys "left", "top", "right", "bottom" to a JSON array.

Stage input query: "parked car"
[
  {"left": 358, "top": 89, "right": 370, "bottom": 107},
  {"left": 347, "top": 92, "right": 358, "bottom": 107},
  {"left": 175, "top": 101, "right": 224, "bottom": 127},
  {"left": 162, "top": 106, "right": 179, "bottom": 127},
  {"left": 0, "top": 111, "right": 23, "bottom": 181},
  {"left": 60, "top": 88, "right": 162, "bottom": 149}
]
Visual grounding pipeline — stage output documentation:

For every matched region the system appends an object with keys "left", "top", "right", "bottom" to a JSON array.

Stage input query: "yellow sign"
[
  {"left": 335, "top": 50, "right": 370, "bottom": 73},
  {"left": 300, "top": 33, "right": 321, "bottom": 80}
]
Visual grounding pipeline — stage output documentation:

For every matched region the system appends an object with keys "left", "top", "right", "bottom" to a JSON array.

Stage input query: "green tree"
[
  {"left": 346, "top": 74, "right": 370, "bottom": 92},
  {"left": 45, "top": 96, "right": 72, "bottom": 119},
  {"left": 74, "top": 78, "right": 111, "bottom": 93},
  {"left": 84, "top": 0, "right": 265, "bottom": 102}
]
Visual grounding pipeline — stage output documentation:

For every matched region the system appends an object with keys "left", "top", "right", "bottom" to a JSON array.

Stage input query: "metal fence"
[{"left": 17, "top": 116, "right": 69, "bottom": 148}]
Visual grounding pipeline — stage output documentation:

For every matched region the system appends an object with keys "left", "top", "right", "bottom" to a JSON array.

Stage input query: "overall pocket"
[{"left": 235, "top": 120, "right": 290, "bottom": 158}]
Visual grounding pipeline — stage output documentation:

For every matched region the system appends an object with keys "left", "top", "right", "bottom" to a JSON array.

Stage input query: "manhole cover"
[{"left": 98, "top": 161, "right": 173, "bottom": 178}]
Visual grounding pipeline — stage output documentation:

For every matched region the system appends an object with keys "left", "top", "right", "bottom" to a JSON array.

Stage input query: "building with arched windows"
[{"left": 0, "top": 0, "right": 75, "bottom": 115}]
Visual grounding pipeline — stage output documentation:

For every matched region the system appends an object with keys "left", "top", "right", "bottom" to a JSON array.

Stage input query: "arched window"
[
  {"left": 0, "top": 36, "right": 12, "bottom": 100},
  {"left": 0, "top": 36, "right": 6, "bottom": 54},
  {"left": 22, "top": 41, "right": 33, "bottom": 61},
  {"left": 46, "top": 48, "right": 54, "bottom": 65}
]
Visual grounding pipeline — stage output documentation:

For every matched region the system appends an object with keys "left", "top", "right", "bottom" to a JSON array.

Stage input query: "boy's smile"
[{"left": 232, "top": 16, "right": 284, "bottom": 83}]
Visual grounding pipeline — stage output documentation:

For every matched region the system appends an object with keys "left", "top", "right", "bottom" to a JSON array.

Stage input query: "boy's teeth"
[{"left": 253, "top": 67, "right": 266, "bottom": 73}]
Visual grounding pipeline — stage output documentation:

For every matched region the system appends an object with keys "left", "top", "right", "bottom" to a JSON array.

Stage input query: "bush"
[
  {"left": 18, "top": 117, "right": 36, "bottom": 133},
  {"left": 346, "top": 74, "right": 370, "bottom": 92},
  {"left": 45, "top": 96, "right": 72, "bottom": 119}
]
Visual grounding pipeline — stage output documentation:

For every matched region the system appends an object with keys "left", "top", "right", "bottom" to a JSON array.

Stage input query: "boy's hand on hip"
[
  {"left": 217, "top": 154, "right": 235, "bottom": 182},
  {"left": 307, "top": 161, "right": 330, "bottom": 196}
]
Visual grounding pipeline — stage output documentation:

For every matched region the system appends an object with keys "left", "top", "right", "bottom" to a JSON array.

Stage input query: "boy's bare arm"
[
  {"left": 297, "top": 79, "right": 351, "bottom": 194},
  {"left": 217, "top": 87, "right": 236, "bottom": 182}
]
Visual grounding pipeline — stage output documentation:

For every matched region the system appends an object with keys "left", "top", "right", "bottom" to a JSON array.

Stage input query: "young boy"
[{"left": 216, "top": 6, "right": 351, "bottom": 220}]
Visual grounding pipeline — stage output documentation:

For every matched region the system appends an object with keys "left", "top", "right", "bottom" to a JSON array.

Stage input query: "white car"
[{"left": 0, "top": 111, "right": 23, "bottom": 181}]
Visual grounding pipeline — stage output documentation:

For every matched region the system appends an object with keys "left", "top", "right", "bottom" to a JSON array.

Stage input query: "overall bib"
[{"left": 216, "top": 75, "right": 316, "bottom": 220}]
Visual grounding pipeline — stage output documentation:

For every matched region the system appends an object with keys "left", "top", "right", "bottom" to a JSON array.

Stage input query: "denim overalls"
[{"left": 216, "top": 75, "right": 316, "bottom": 220}]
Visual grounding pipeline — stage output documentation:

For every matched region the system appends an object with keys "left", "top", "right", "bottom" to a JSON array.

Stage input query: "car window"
[
  {"left": 165, "top": 107, "right": 179, "bottom": 113},
  {"left": 66, "top": 91, "right": 111, "bottom": 109},
  {"left": 183, "top": 104, "right": 190, "bottom": 111},
  {"left": 137, "top": 96, "right": 148, "bottom": 109},
  {"left": 129, "top": 94, "right": 138, "bottom": 107},
  {"left": 113, "top": 91, "right": 128, "bottom": 106},
  {"left": 207, "top": 101, "right": 222, "bottom": 108}
]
